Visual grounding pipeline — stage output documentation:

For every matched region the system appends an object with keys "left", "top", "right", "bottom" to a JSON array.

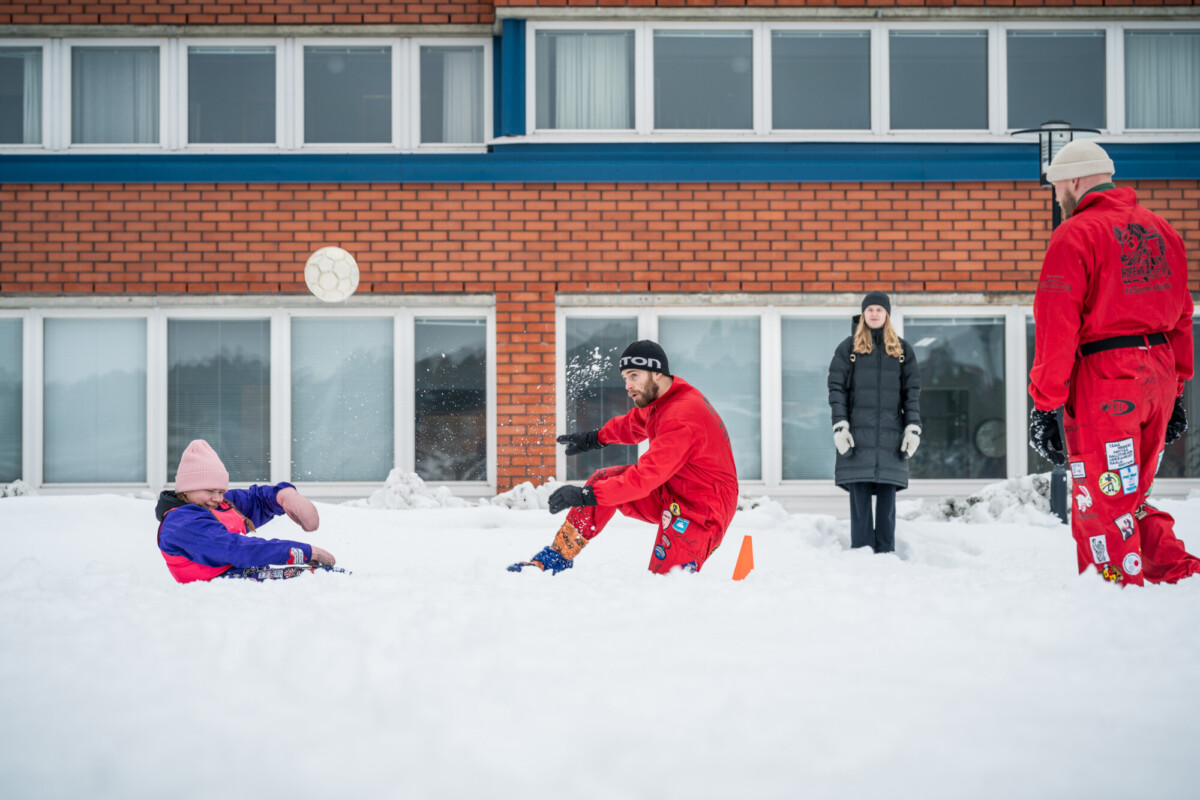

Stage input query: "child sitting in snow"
[{"left": 155, "top": 439, "right": 336, "bottom": 583}]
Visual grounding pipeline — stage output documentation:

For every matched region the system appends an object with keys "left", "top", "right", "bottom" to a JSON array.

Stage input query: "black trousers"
[{"left": 847, "top": 482, "right": 897, "bottom": 553}]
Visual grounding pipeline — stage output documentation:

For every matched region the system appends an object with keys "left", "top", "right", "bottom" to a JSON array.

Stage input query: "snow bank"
[
  {"left": 1, "top": 479, "right": 35, "bottom": 497},
  {"left": 344, "top": 468, "right": 472, "bottom": 509},
  {"left": 899, "top": 473, "right": 1061, "bottom": 525}
]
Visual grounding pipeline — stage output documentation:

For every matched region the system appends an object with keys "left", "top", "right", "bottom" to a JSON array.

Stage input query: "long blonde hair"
[{"left": 853, "top": 313, "right": 904, "bottom": 359}]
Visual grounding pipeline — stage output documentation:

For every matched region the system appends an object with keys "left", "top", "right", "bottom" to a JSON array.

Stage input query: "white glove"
[
  {"left": 901, "top": 425, "right": 921, "bottom": 458},
  {"left": 833, "top": 421, "right": 855, "bottom": 455}
]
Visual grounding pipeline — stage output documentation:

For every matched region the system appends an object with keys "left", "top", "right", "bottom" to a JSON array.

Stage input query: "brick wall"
[
  {"left": 0, "top": 2, "right": 495, "bottom": 26},
  {"left": 3, "top": 179, "right": 1197, "bottom": 487}
]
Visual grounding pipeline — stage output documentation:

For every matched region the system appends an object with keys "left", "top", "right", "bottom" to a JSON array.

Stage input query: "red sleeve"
[
  {"left": 599, "top": 407, "right": 648, "bottom": 446},
  {"left": 1029, "top": 231, "right": 1087, "bottom": 411},
  {"left": 591, "top": 419, "right": 693, "bottom": 507}
]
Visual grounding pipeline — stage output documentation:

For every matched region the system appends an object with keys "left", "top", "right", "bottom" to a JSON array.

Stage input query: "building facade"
[{"left": 2, "top": 1, "right": 1199, "bottom": 500}]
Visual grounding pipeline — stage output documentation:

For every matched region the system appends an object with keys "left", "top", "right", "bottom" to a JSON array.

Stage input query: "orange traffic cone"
[{"left": 732, "top": 535, "right": 754, "bottom": 581}]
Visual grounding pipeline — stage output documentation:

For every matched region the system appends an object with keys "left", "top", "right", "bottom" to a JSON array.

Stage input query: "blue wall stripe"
[
  {"left": 497, "top": 19, "right": 526, "bottom": 138},
  {"left": 1, "top": 142, "right": 1198, "bottom": 184}
]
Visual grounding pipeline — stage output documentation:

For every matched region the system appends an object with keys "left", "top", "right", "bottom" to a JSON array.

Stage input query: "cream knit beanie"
[
  {"left": 174, "top": 439, "right": 230, "bottom": 492},
  {"left": 1045, "top": 140, "right": 1115, "bottom": 183}
]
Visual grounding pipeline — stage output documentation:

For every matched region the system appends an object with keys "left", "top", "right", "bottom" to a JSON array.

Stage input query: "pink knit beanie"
[{"left": 175, "top": 439, "right": 230, "bottom": 493}]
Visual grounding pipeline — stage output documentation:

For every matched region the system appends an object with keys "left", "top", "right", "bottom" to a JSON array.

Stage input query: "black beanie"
[
  {"left": 619, "top": 340, "right": 670, "bottom": 376},
  {"left": 862, "top": 291, "right": 891, "bottom": 315}
]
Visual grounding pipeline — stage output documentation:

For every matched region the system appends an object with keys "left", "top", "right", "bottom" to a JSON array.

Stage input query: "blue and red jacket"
[{"left": 155, "top": 483, "right": 312, "bottom": 584}]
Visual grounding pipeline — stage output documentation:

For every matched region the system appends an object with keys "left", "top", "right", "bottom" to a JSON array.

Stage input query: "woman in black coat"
[{"left": 827, "top": 291, "right": 922, "bottom": 553}]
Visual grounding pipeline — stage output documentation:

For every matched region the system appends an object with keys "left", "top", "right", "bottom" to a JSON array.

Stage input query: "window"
[
  {"left": 0, "top": 320, "right": 21, "bottom": 481},
  {"left": 659, "top": 316, "right": 761, "bottom": 479},
  {"left": 292, "top": 318, "right": 394, "bottom": 481},
  {"left": 1007, "top": 31, "right": 1105, "bottom": 131},
  {"left": 187, "top": 47, "right": 275, "bottom": 144},
  {"left": 0, "top": 47, "right": 41, "bottom": 145},
  {"left": 782, "top": 317, "right": 847, "bottom": 479},
  {"left": 44, "top": 319, "right": 146, "bottom": 483},
  {"left": 1025, "top": 317, "right": 1057, "bottom": 474},
  {"left": 890, "top": 31, "right": 988, "bottom": 130},
  {"left": 654, "top": 31, "right": 753, "bottom": 130},
  {"left": 72, "top": 46, "right": 159, "bottom": 144},
  {"left": 167, "top": 320, "right": 270, "bottom": 484},
  {"left": 414, "top": 318, "right": 487, "bottom": 481},
  {"left": 535, "top": 31, "right": 635, "bottom": 130},
  {"left": 1125, "top": 31, "right": 1200, "bottom": 130},
  {"left": 908, "top": 317, "right": 1007, "bottom": 480},
  {"left": 420, "top": 46, "right": 485, "bottom": 144},
  {"left": 564, "top": 317, "right": 638, "bottom": 481},
  {"left": 1142, "top": 319, "right": 1200, "bottom": 480},
  {"left": 303, "top": 46, "right": 391, "bottom": 144},
  {"left": 772, "top": 32, "right": 870, "bottom": 131}
]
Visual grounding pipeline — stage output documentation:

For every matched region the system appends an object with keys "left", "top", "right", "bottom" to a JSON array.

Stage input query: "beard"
[
  {"left": 1057, "top": 186, "right": 1078, "bottom": 219},
  {"left": 631, "top": 380, "right": 661, "bottom": 409}
]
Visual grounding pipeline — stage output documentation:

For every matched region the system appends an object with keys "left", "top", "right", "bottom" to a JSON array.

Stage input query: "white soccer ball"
[{"left": 304, "top": 246, "right": 360, "bottom": 303}]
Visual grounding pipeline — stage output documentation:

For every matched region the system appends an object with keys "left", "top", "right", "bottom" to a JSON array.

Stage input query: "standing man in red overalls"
[
  {"left": 1029, "top": 140, "right": 1200, "bottom": 586},
  {"left": 509, "top": 340, "right": 739, "bottom": 575}
]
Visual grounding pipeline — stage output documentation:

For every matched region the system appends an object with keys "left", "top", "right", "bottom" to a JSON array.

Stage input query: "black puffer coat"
[{"left": 827, "top": 324, "right": 922, "bottom": 490}]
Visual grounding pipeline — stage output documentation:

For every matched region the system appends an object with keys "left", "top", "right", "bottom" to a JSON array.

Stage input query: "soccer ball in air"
[{"left": 304, "top": 246, "right": 360, "bottom": 302}]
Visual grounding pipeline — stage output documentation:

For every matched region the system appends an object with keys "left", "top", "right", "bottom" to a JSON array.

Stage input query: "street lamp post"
[{"left": 1012, "top": 120, "right": 1101, "bottom": 525}]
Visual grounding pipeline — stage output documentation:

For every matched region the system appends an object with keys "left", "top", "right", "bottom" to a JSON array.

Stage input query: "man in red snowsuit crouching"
[
  {"left": 510, "top": 340, "right": 739, "bottom": 575},
  {"left": 1028, "top": 140, "right": 1200, "bottom": 586}
]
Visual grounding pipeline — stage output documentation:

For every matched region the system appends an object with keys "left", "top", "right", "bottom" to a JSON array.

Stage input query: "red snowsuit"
[
  {"left": 568, "top": 376, "right": 740, "bottom": 574},
  {"left": 1030, "top": 185, "right": 1200, "bottom": 586}
]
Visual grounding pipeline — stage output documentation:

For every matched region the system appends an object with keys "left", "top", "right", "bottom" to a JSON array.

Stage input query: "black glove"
[
  {"left": 1029, "top": 408, "right": 1067, "bottom": 467},
  {"left": 547, "top": 485, "right": 597, "bottom": 514},
  {"left": 1165, "top": 395, "right": 1188, "bottom": 446},
  {"left": 556, "top": 430, "right": 605, "bottom": 456}
]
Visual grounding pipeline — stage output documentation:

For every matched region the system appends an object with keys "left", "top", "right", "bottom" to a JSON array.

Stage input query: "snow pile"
[
  {"left": 736, "top": 493, "right": 791, "bottom": 520},
  {"left": 898, "top": 473, "right": 1060, "bottom": 525},
  {"left": 486, "top": 479, "right": 556, "bottom": 509},
  {"left": 345, "top": 468, "right": 471, "bottom": 510},
  {"left": 1, "top": 479, "right": 35, "bottom": 497}
]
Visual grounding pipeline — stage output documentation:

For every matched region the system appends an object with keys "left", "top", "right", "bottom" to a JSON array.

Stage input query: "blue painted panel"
[
  {"left": 498, "top": 19, "right": 526, "bottom": 138},
  {"left": 1, "top": 142, "right": 1198, "bottom": 184}
]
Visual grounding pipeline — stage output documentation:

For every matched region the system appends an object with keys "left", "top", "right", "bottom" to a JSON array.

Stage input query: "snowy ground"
[{"left": 2, "top": 476, "right": 1199, "bottom": 800}]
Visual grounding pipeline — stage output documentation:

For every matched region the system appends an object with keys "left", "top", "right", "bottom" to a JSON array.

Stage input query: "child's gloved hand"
[
  {"left": 277, "top": 487, "right": 320, "bottom": 531},
  {"left": 308, "top": 546, "right": 336, "bottom": 567}
]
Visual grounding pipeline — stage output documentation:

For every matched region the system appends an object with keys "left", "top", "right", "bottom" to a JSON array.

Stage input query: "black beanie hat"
[
  {"left": 619, "top": 340, "right": 670, "bottom": 376},
  {"left": 862, "top": 291, "right": 891, "bottom": 315}
]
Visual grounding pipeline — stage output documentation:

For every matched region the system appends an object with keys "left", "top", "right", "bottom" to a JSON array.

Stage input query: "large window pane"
[
  {"left": 0, "top": 47, "right": 41, "bottom": 144},
  {"left": 536, "top": 31, "right": 635, "bottom": 130},
  {"left": 291, "top": 318, "right": 393, "bottom": 481},
  {"left": 420, "top": 46, "right": 484, "bottom": 144},
  {"left": 1155, "top": 319, "right": 1200, "bottom": 479},
  {"left": 564, "top": 318, "right": 638, "bottom": 481},
  {"left": 890, "top": 32, "right": 987, "bottom": 130},
  {"left": 0, "top": 320, "right": 21, "bottom": 481},
  {"left": 304, "top": 47, "right": 390, "bottom": 144},
  {"left": 1026, "top": 317, "right": 1057, "bottom": 474},
  {"left": 188, "top": 47, "right": 275, "bottom": 144},
  {"left": 908, "top": 317, "right": 1006, "bottom": 480},
  {"left": 72, "top": 47, "right": 159, "bottom": 144},
  {"left": 655, "top": 31, "right": 753, "bottom": 130},
  {"left": 167, "top": 320, "right": 269, "bottom": 483},
  {"left": 44, "top": 319, "right": 146, "bottom": 482},
  {"left": 782, "top": 317, "right": 848, "bottom": 480},
  {"left": 772, "top": 32, "right": 870, "bottom": 130},
  {"left": 1125, "top": 31, "right": 1200, "bottom": 130},
  {"left": 1008, "top": 31, "right": 1105, "bottom": 131},
  {"left": 659, "top": 317, "right": 760, "bottom": 479},
  {"left": 415, "top": 319, "right": 487, "bottom": 481}
]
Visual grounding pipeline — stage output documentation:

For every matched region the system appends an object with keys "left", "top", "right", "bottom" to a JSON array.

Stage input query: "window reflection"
[
  {"left": 564, "top": 318, "right": 637, "bottom": 481},
  {"left": 0, "top": 320, "right": 22, "bottom": 481},
  {"left": 414, "top": 318, "right": 486, "bottom": 481},
  {"left": 782, "top": 317, "right": 846, "bottom": 479}
]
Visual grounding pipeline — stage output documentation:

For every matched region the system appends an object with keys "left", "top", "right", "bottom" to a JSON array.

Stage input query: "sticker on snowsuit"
[
  {"left": 1101, "top": 564, "right": 1123, "bottom": 583},
  {"left": 1098, "top": 472, "right": 1121, "bottom": 497},
  {"left": 654, "top": 545, "right": 666, "bottom": 560},
  {"left": 1123, "top": 552, "right": 1142, "bottom": 576},
  {"left": 1114, "top": 513, "right": 1135, "bottom": 541},
  {"left": 1074, "top": 486, "right": 1093, "bottom": 514},
  {"left": 1105, "top": 438, "right": 1135, "bottom": 470},
  {"left": 672, "top": 518, "right": 690, "bottom": 534},
  {"left": 1070, "top": 461, "right": 1086, "bottom": 479},
  {"left": 669, "top": 502, "right": 681, "bottom": 517},
  {"left": 1119, "top": 464, "right": 1139, "bottom": 495},
  {"left": 1089, "top": 535, "right": 1110, "bottom": 565},
  {"left": 661, "top": 510, "right": 672, "bottom": 530},
  {"left": 660, "top": 533, "right": 671, "bottom": 549}
]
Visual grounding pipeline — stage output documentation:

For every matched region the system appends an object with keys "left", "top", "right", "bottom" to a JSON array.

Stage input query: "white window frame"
[
  {"left": 526, "top": 22, "right": 641, "bottom": 136},
  {"left": 765, "top": 25, "right": 875, "bottom": 136},
  {"left": 6, "top": 302, "right": 496, "bottom": 497},
  {"left": 178, "top": 38, "right": 284, "bottom": 152},
  {"left": 410, "top": 36, "right": 494, "bottom": 148},
  {"left": 1115, "top": 21, "right": 1200, "bottom": 135},
  {"left": 0, "top": 39, "right": 50, "bottom": 149},
  {"left": 62, "top": 38, "right": 171, "bottom": 151},
  {"left": 1000, "top": 22, "right": 1110, "bottom": 136},
  {"left": 294, "top": 37, "right": 405, "bottom": 150}
]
